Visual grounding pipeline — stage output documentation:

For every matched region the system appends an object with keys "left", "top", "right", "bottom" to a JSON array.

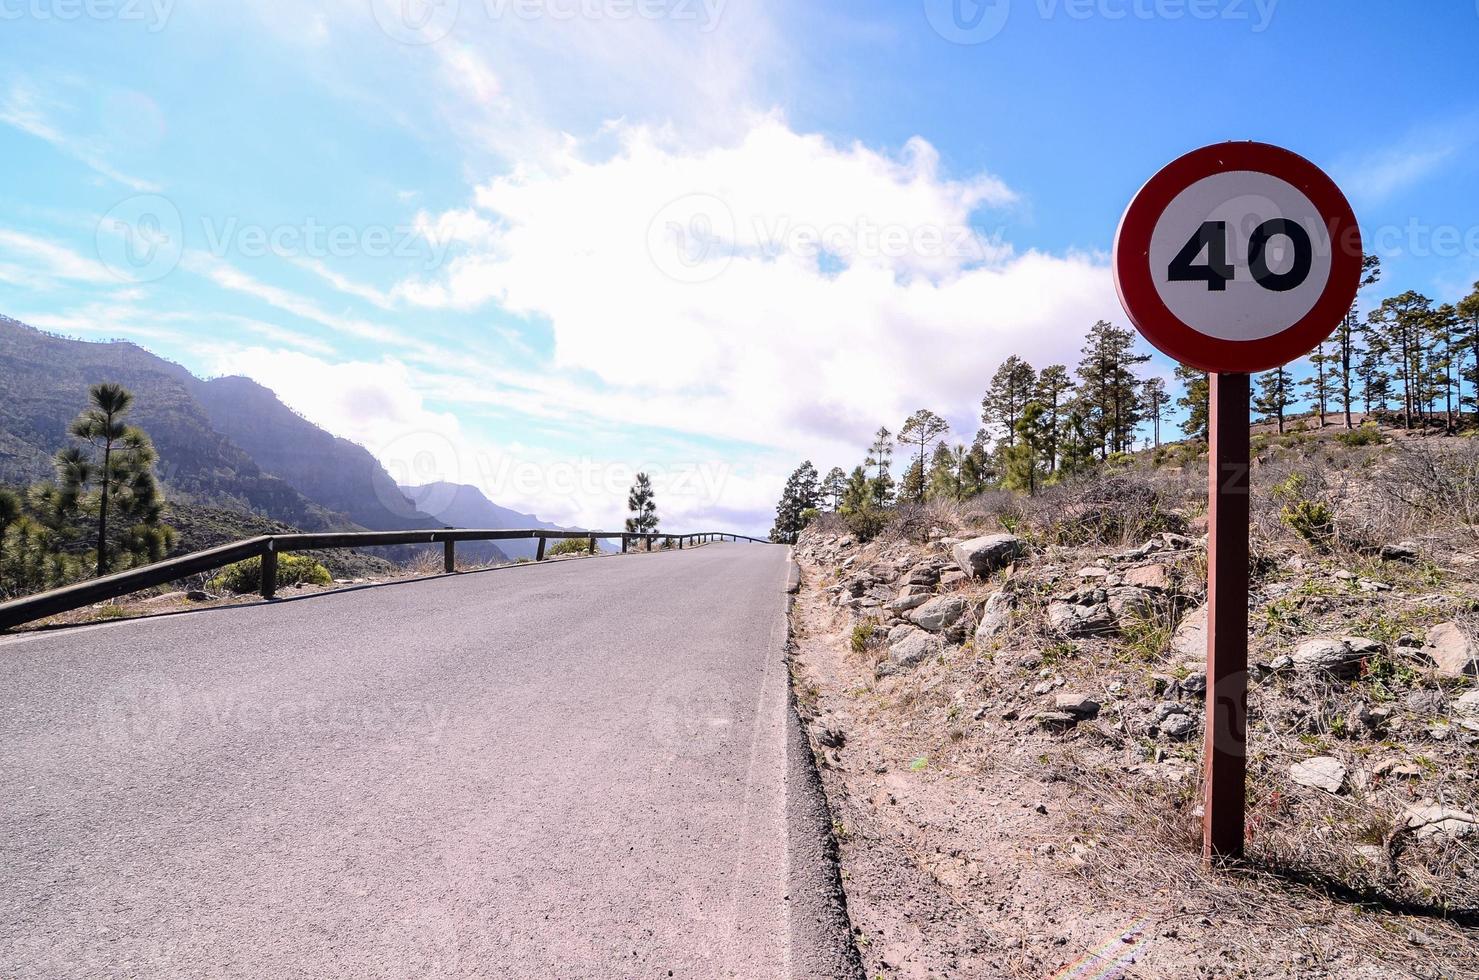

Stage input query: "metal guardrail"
[{"left": 0, "top": 529, "right": 771, "bottom": 632}]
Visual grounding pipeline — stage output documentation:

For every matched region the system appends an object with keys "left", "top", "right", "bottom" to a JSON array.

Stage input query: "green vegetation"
[
  {"left": 208, "top": 554, "right": 331, "bottom": 594},
  {"left": 547, "top": 537, "right": 594, "bottom": 557},
  {"left": 0, "top": 383, "right": 175, "bottom": 599},
  {"left": 624, "top": 472, "right": 659, "bottom": 534}
]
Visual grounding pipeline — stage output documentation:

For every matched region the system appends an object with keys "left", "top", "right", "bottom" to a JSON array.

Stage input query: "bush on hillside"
[
  {"left": 547, "top": 537, "right": 594, "bottom": 557},
  {"left": 208, "top": 554, "right": 331, "bottom": 594}
]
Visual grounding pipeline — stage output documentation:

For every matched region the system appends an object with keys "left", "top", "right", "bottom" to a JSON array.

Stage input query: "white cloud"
[
  {"left": 0, "top": 229, "right": 116, "bottom": 286},
  {"left": 390, "top": 116, "right": 1115, "bottom": 468},
  {"left": 0, "top": 78, "right": 161, "bottom": 192}
]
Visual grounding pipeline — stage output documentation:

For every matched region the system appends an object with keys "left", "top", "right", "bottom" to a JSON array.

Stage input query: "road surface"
[{"left": 0, "top": 543, "right": 860, "bottom": 978}]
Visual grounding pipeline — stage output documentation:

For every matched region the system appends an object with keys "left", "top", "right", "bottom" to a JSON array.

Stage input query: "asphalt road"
[{"left": 0, "top": 543, "right": 860, "bottom": 979}]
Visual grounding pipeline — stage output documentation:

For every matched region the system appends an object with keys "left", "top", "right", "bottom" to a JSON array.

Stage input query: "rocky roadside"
[{"left": 787, "top": 520, "right": 1478, "bottom": 978}]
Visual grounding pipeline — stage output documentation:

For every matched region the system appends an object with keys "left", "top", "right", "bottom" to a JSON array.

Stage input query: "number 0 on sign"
[{"left": 1113, "top": 142, "right": 1362, "bottom": 374}]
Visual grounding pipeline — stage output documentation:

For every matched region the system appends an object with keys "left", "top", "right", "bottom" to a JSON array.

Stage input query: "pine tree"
[
  {"left": 624, "top": 472, "right": 659, "bottom": 533},
  {"left": 1002, "top": 402, "right": 1049, "bottom": 495},
  {"left": 60, "top": 383, "right": 173, "bottom": 576},
  {"left": 1174, "top": 364, "right": 1210, "bottom": 442},
  {"left": 840, "top": 466, "right": 870, "bottom": 513},
  {"left": 1142, "top": 377, "right": 1167, "bottom": 449},
  {"left": 926, "top": 442, "right": 960, "bottom": 502},
  {"left": 1337, "top": 254, "right": 1382, "bottom": 428},
  {"left": 864, "top": 426, "right": 893, "bottom": 481},
  {"left": 899, "top": 457, "right": 926, "bottom": 504},
  {"left": 1368, "top": 291, "right": 1434, "bottom": 430},
  {"left": 1075, "top": 320, "right": 1148, "bottom": 457},
  {"left": 1303, "top": 344, "right": 1334, "bottom": 428},
  {"left": 1034, "top": 364, "right": 1072, "bottom": 472},
  {"left": 1458, "top": 282, "right": 1479, "bottom": 425},
  {"left": 820, "top": 466, "right": 847, "bottom": 511},
  {"left": 769, "top": 461, "right": 820, "bottom": 544},
  {"left": 1253, "top": 367, "right": 1295, "bottom": 434},
  {"left": 896, "top": 409, "right": 949, "bottom": 503},
  {"left": 981, "top": 356, "right": 1036, "bottom": 449}
]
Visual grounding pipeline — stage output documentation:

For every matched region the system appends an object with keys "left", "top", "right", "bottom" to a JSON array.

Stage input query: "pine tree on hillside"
[
  {"left": 1337, "top": 254, "right": 1382, "bottom": 428},
  {"left": 896, "top": 409, "right": 949, "bottom": 503},
  {"left": 865, "top": 426, "right": 893, "bottom": 481},
  {"left": 1254, "top": 367, "right": 1295, "bottom": 434},
  {"left": 1368, "top": 291, "right": 1434, "bottom": 430},
  {"left": 1002, "top": 402, "right": 1049, "bottom": 495},
  {"left": 899, "top": 456, "right": 926, "bottom": 504},
  {"left": 769, "top": 460, "right": 820, "bottom": 544},
  {"left": 1142, "top": 377, "right": 1167, "bottom": 449},
  {"left": 820, "top": 466, "right": 847, "bottom": 511},
  {"left": 1427, "top": 303, "right": 1460, "bottom": 433},
  {"left": 1174, "top": 364, "right": 1209, "bottom": 442},
  {"left": 840, "top": 466, "right": 870, "bottom": 513},
  {"left": 58, "top": 383, "right": 174, "bottom": 577},
  {"left": 925, "top": 442, "right": 960, "bottom": 502},
  {"left": 1075, "top": 320, "right": 1149, "bottom": 457},
  {"left": 1458, "top": 282, "right": 1479, "bottom": 420},
  {"left": 624, "top": 472, "right": 659, "bottom": 534},
  {"left": 981, "top": 356, "right": 1036, "bottom": 449},
  {"left": 1035, "top": 364, "right": 1072, "bottom": 473},
  {"left": 1303, "top": 344, "right": 1335, "bottom": 428}
]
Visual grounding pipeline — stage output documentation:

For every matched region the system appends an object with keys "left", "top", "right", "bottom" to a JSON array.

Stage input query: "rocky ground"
[{"left": 788, "top": 512, "right": 1478, "bottom": 978}]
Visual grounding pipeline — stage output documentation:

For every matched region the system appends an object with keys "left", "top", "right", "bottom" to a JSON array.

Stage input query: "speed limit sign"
[
  {"left": 1114, "top": 141, "right": 1362, "bottom": 373},
  {"left": 1113, "top": 142, "right": 1361, "bottom": 867}
]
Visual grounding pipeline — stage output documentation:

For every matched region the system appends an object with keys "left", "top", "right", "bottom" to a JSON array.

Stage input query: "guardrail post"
[
  {"left": 621, "top": 535, "right": 629, "bottom": 553},
  {"left": 536, "top": 536, "right": 547, "bottom": 561},
  {"left": 260, "top": 544, "right": 278, "bottom": 600},
  {"left": 645, "top": 536, "right": 652, "bottom": 552},
  {"left": 444, "top": 540, "right": 455, "bottom": 573},
  {"left": 587, "top": 535, "right": 596, "bottom": 555}
]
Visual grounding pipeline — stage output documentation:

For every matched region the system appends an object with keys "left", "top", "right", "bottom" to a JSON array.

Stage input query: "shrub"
[
  {"left": 1280, "top": 499, "right": 1335, "bottom": 548},
  {"left": 208, "top": 554, "right": 331, "bottom": 594},
  {"left": 547, "top": 537, "right": 595, "bottom": 557},
  {"left": 1336, "top": 423, "right": 1384, "bottom": 447},
  {"left": 842, "top": 505, "right": 888, "bottom": 542}
]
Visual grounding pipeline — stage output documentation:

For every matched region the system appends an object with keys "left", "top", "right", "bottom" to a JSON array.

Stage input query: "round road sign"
[{"left": 1113, "top": 142, "right": 1361, "bottom": 374}]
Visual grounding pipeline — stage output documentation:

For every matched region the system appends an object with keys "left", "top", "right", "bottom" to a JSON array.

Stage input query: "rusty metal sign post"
[{"left": 1113, "top": 142, "right": 1361, "bottom": 864}]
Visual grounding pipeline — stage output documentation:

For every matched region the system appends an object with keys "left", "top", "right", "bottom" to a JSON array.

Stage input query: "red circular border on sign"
[{"left": 1113, "top": 142, "right": 1362, "bottom": 374}]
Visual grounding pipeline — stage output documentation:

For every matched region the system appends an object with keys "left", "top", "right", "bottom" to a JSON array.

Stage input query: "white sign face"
[{"left": 1147, "top": 170, "right": 1334, "bottom": 343}]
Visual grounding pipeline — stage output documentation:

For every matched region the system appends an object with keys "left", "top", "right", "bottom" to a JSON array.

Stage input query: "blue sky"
[{"left": 1, "top": 1, "right": 1477, "bottom": 533}]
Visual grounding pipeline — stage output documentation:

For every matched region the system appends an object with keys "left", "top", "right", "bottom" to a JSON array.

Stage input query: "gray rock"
[
  {"left": 1405, "top": 689, "right": 1445, "bottom": 717},
  {"left": 950, "top": 533, "right": 1024, "bottom": 579},
  {"left": 1405, "top": 805, "right": 1478, "bottom": 840},
  {"left": 1421, "top": 622, "right": 1479, "bottom": 677},
  {"left": 1160, "top": 713, "right": 1197, "bottom": 740},
  {"left": 940, "top": 569, "right": 968, "bottom": 587},
  {"left": 1291, "top": 638, "right": 1364, "bottom": 679},
  {"left": 888, "top": 593, "right": 930, "bottom": 614},
  {"left": 1107, "top": 587, "right": 1156, "bottom": 623},
  {"left": 886, "top": 623, "right": 918, "bottom": 646},
  {"left": 974, "top": 592, "right": 1014, "bottom": 642},
  {"left": 1342, "top": 636, "right": 1387, "bottom": 658},
  {"left": 185, "top": 590, "right": 213, "bottom": 602},
  {"left": 903, "top": 564, "right": 940, "bottom": 587},
  {"left": 1380, "top": 541, "right": 1420, "bottom": 562},
  {"left": 1455, "top": 690, "right": 1479, "bottom": 719},
  {"left": 1170, "top": 605, "right": 1208, "bottom": 659},
  {"left": 1054, "top": 693, "right": 1101, "bottom": 719},
  {"left": 1179, "top": 672, "right": 1206, "bottom": 697},
  {"left": 1035, "top": 711, "right": 1080, "bottom": 731},
  {"left": 911, "top": 594, "right": 968, "bottom": 634},
  {"left": 1290, "top": 756, "right": 1347, "bottom": 793},
  {"left": 878, "top": 629, "right": 944, "bottom": 676},
  {"left": 1048, "top": 600, "right": 1114, "bottom": 637},
  {"left": 1123, "top": 563, "right": 1173, "bottom": 592}
]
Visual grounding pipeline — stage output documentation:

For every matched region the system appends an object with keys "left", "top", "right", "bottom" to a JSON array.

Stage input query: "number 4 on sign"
[{"left": 1168, "top": 220, "right": 1313, "bottom": 293}]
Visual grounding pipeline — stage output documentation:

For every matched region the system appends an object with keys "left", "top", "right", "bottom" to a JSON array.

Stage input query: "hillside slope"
[
  {"left": 399, "top": 481, "right": 570, "bottom": 559},
  {"left": 0, "top": 316, "right": 347, "bottom": 531}
]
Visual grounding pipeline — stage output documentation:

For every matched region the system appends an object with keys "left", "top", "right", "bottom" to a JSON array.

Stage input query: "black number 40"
[{"left": 1167, "top": 219, "right": 1313, "bottom": 293}]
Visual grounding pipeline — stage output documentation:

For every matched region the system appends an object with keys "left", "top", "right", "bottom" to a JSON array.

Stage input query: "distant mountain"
[
  {"left": 0, "top": 315, "right": 509, "bottom": 564},
  {"left": 399, "top": 482, "right": 572, "bottom": 559}
]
